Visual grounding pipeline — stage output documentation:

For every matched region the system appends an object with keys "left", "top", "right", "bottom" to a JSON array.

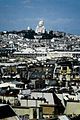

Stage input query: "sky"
[{"left": 0, "top": 0, "right": 80, "bottom": 35}]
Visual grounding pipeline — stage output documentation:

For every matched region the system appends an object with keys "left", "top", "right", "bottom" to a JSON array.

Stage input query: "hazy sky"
[{"left": 0, "top": 0, "right": 80, "bottom": 35}]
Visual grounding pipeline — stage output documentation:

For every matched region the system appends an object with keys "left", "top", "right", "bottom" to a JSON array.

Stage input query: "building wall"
[
  {"left": 40, "top": 104, "right": 55, "bottom": 119},
  {"left": 19, "top": 99, "right": 46, "bottom": 107},
  {"left": 31, "top": 92, "right": 55, "bottom": 105},
  {"left": 65, "top": 102, "right": 80, "bottom": 115},
  {"left": 43, "top": 106, "right": 54, "bottom": 115},
  {"left": 13, "top": 107, "right": 34, "bottom": 119},
  {"left": 48, "top": 52, "right": 73, "bottom": 58}
]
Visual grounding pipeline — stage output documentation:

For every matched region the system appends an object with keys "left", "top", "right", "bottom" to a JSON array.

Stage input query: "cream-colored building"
[{"left": 64, "top": 101, "right": 80, "bottom": 115}]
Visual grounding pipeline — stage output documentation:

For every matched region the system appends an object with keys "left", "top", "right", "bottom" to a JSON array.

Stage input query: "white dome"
[
  {"left": 38, "top": 20, "right": 44, "bottom": 27},
  {"left": 35, "top": 20, "right": 45, "bottom": 33}
]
